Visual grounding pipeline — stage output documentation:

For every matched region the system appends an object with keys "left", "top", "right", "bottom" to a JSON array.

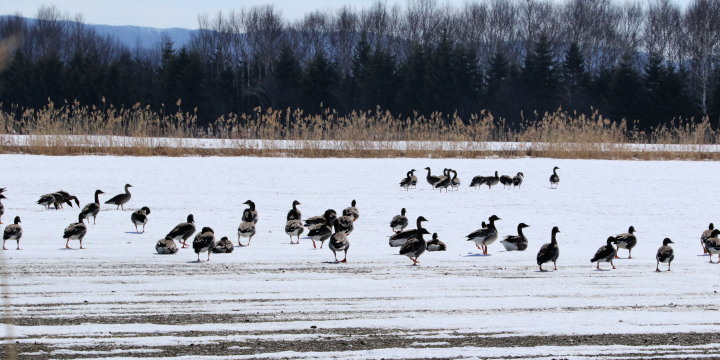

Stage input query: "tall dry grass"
[{"left": 1, "top": 100, "right": 719, "bottom": 159}]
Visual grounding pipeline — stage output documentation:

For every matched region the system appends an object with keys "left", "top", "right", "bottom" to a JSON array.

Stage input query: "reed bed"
[{"left": 1, "top": 101, "right": 719, "bottom": 159}]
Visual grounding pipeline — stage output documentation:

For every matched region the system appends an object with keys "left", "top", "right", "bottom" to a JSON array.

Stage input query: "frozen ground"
[{"left": 1, "top": 155, "right": 720, "bottom": 359}]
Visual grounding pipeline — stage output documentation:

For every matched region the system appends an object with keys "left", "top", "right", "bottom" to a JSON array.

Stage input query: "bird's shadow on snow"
[
  {"left": 321, "top": 261, "right": 346, "bottom": 264},
  {"left": 125, "top": 231, "right": 144, "bottom": 234},
  {"left": 59, "top": 248, "right": 83, "bottom": 250},
  {"left": 464, "top": 253, "right": 491, "bottom": 257}
]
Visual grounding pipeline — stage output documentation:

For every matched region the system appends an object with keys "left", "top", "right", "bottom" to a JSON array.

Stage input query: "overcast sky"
[{"left": 0, "top": 0, "right": 691, "bottom": 30}]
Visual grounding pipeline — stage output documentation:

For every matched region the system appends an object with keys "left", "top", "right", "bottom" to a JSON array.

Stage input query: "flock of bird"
[{"left": 0, "top": 164, "right": 709, "bottom": 271}]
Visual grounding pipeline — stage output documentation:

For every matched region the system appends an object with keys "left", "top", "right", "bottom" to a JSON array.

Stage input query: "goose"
[
  {"left": 704, "top": 229, "right": 720, "bottom": 263},
  {"left": 155, "top": 236, "right": 179, "bottom": 254},
  {"left": 80, "top": 190, "right": 105, "bottom": 225},
  {"left": 500, "top": 223, "right": 529, "bottom": 251},
  {"left": 613, "top": 226, "right": 637, "bottom": 259},
  {"left": 701, "top": 223, "right": 714, "bottom": 254},
  {"left": 656, "top": 238, "right": 674, "bottom": 271},
  {"left": 425, "top": 167, "right": 441, "bottom": 187},
  {"left": 537, "top": 226, "right": 561, "bottom": 271},
  {"left": 131, "top": 206, "right": 151, "bottom": 233},
  {"left": 485, "top": 171, "right": 500, "bottom": 189},
  {"left": 550, "top": 166, "right": 560, "bottom": 188},
  {"left": 343, "top": 200, "right": 359, "bottom": 222},
  {"left": 304, "top": 209, "right": 337, "bottom": 227},
  {"left": 237, "top": 221, "right": 256, "bottom": 246},
  {"left": 426, "top": 232, "right": 446, "bottom": 251},
  {"left": 305, "top": 210, "right": 336, "bottom": 249},
  {"left": 390, "top": 208, "right": 409, "bottom": 234},
  {"left": 512, "top": 172, "right": 524, "bottom": 188},
  {"left": 450, "top": 169, "right": 461, "bottom": 190},
  {"left": 389, "top": 216, "right": 428, "bottom": 247},
  {"left": 105, "top": 184, "right": 133, "bottom": 210},
  {"left": 37, "top": 193, "right": 62, "bottom": 210},
  {"left": 287, "top": 200, "right": 302, "bottom": 221},
  {"left": 466, "top": 215, "right": 501, "bottom": 255},
  {"left": 0, "top": 194, "right": 5, "bottom": 224},
  {"left": 63, "top": 213, "right": 88, "bottom": 249},
  {"left": 242, "top": 200, "right": 258, "bottom": 224},
  {"left": 166, "top": 214, "right": 196, "bottom": 249},
  {"left": 591, "top": 237, "right": 618, "bottom": 270},
  {"left": 212, "top": 236, "right": 234, "bottom": 253},
  {"left": 433, "top": 169, "right": 452, "bottom": 192},
  {"left": 55, "top": 190, "right": 80, "bottom": 208},
  {"left": 334, "top": 214, "right": 354, "bottom": 235},
  {"left": 499, "top": 174, "right": 513, "bottom": 188},
  {"left": 400, "top": 228, "right": 429, "bottom": 265},
  {"left": 0, "top": 188, "right": 5, "bottom": 193},
  {"left": 193, "top": 227, "right": 215, "bottom": 262},
  {"left": 3, "top": 216, "right": 22, "bottom": 250},
  {"left": 329, "top": 228, "right": 350, "bottom": 263},
  {"left": 469, "top": 175, "right": 487, "bottom": 188},
  {"left": 285, "top": 219, "right": 304, "bottom": 244},
  {"left": 400, "top": 169, "right": 416, "bottom": 191},
  {"left": 409, "top": 169, "right": 418, "bottom": 188}
]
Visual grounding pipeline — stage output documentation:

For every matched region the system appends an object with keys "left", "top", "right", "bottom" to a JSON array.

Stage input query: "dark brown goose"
[
  {"left": 304, "top": 209, "right": 337, "bottom": 227},
  {"left": 501, "top": 223, "right": 529, "bottom": 251},
  {"left": 105, "top": 184, "right": 132, "bottom": 210},
  {"left": 334, "top": 214, "right": 354, "bottom": 235},
  {"left": 485, "top": 171, "right": 500, "bottom": 189},
  {"left": 425, "top": 167, "right": 441, "bottom": 187},
  {"left": 80, "top": 190, "right": 104, "bottom": 225},
  {"left": 613, "top": 226, "right": 637, "bottom": 259},
  {"left": 212, "top": 236, "right": 234, "bottom": 253},
  {"left": 166, "top": 214, "right": 196, "bottom": 249},
  {"left": 287, "top": 200, "right": 302, "bottom": 221},
  {"left": 591, "top": 237, "right": 618, "bottom": 270},
  {"left": 305, "top": 210, "right": 337, "bottom": 249},
  {"left": 37, "top": 193, "right": 63, "bottom": 210},
  {"left": 400, "top": 228, "right": 429, "bottom": 265},
  {"left": 56, "top": 190, "right": 80, "bottom": 208},
  {"left": 3, "top": 216, "right": 22, "bottom": 250},
  {"left": 701, "top": 223, "right": 714, "bottom": 254},
  {"left": 156, "top": 236, "right": 179, "bottom": 254},
  {"left": 389, "top": 216, "right": 428, "bottom": 247},
  {"left": 550, "top": 166, "right": 560, "bottom": 188},
  {"left": 426, "top": 232, "right": 446, "bottom": 251},
  {"left": 328, "top": 227, "right": 350, "bottom": 263},
  {"left": 656, "top": 238, "right": 674, "bottom": 271},
  {"left": 343, "top": 200, "right": 359, "bottom": 222},
  {"left": 390, "top": 208, "right": 409, "bottom": 234},
  {"left": 63, "top": 213, "right": 88, "bottom": 249},
  {"left": 131, "top": 206, "right": 151, "bottom": 233},
  {"left": 466, "top": 215, "right": 501, "bottom": 255},
  {"left": 537, "top": 226, "right": 560, "bottom": 271},
  {"left": 242, "top": 200, "right": 258, "bottom": 224},
  {"left": 193, "top": 226, "right": 215, "bottom": 262},
  {"left": 470, "top": 175, "right": 487, "bottom": 188}
]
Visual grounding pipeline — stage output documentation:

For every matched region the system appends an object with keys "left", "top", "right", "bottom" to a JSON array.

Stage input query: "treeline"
[{"left": 1, "top": 0, "right": 720, "bottom": 131}]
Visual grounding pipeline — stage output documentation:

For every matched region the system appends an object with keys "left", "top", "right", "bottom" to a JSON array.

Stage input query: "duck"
[
  {"left": 425, "top": 167, "right": 441, "bottom": 187},
  {"left": 512, "top": 172, "right": 524, "bottom": 188},
  {"left": 704, "top": 229, "right": 720, "bottom": 263},
  {"left": 285, "top": 219, "right": 304, "bottom": 244},
  {"left": 613, "top": 226, "right": 637, "bottom": 259},
  {"left": 343, "top": 200, "right": 359, "bottom": 222},
  {"left": 3, "top": 216, "right": 22, "bottom": 250},
  {"left": 80, "top": 190, "right": 104, "bottom": 225},
  {"left": 193, "top": 227, "right": 215, "bottom": 262},
  {"left": 304, "top": 209, "right": 337, "bottom": 227},
  {"left": 305, "top": 210, "right": 337, "bottom": 249},
  {"left": 466, "top": 215, "right": 501, "bottom": 255},
  {"left": 155, "top": 236, "right": 179, "bottom": 254},
  {"left": 328, "top": 228, "right": 350, "bottom": 263},
  {"left": 63, "top": 213, "right": 88, "bottom": 249},
  {"left": 389, "top": 216, "right": 428, "bottom": 247},
  {"left": 426, "top": 232, "right": 446, "bottom": 251},
  {"left": 400, "top": 228, "right": 429, "bottom": 265},
  {"left": 0, "top": 194, "right": 5, "bottom": 224},
  {"left": 212, "top": 236, "right": 234, "bottom": 253},
  {"left": 469, "top": 175, "right": 487, "bottom": 188},
  {"left": 390, "top": 208, "right": 409, "bottom": 234},
  {"left": 237, "top": 220, "right": 256, "bottom": 246},
  {"left": 400, "top": 169, "right": 416, "bottom": 191},
  {"left": 537, "top": 226, "right": 560, "bottom": 271},
  {"left": 287, "top": 200, "right": 302, "bottom": 221},
  {"left": 242, "top": 200, "right": 258, "bottom": 224},
  {"left": 166, "top": 214, "right": 196, "bottom": 249},
  {"left": 131, "top": 206, "right": 151, "bottom": 233},
  {"left": 55, "top": 190, "right": 80, "bottom": 208},
  {"left": 500, "top": 223, "right": 529, "bottom": 251},
  {"left": 499, "top": 174, "right": 513, "bottom": 188},
  {"left": 656, "top": 238, "right": 674, "bottom": 271},
  {"left": 485, "top": 171, "right": 500, "bottom": 189},
  {"left": 334, "top": 214, "right": 354, "bottom": 235},
  {"left": 450, "top": 169, "right": 461, "bottom": 190},
  {"left": 104, "top": 184, "right": 133, "bottom": 210},
  {"left": 550, "top": 166, "right": 560, "bottom": 188},
  {"left": 591, "top": 237, "right": 618, "bottom": 270},
  {"left": 701, "top": 223, "right": 714, "bottom": 254}
]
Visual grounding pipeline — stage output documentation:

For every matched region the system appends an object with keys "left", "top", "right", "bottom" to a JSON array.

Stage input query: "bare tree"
[{"left": 684, "top": 0, "right": 720, "bottom": 115}]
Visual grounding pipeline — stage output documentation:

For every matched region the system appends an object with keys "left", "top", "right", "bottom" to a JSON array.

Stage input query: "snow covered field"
[{"left": 1, "top": 154, "right": 720, "bottom": 359}]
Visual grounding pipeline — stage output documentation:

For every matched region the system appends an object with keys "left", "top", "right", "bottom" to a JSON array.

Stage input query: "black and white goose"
[
  {"left": 0, "top": 194, "right": 5, "bottom": 224},
  {"left": 400, "top": 228, "right": 429, "bottom": 265},
  {"left": 426, "top": 232, "right": 446, "bottom": 251},
  {"left": 242, "top": 200, "right": 258, "bottom": 224},
  {"left": 450, "top": 169, "right": 460, "bottom": 190},
  {"left": 212, "top": 236, "right": 234, "bottom": 253},
  {"left": 131, "top": 206, "right": 151, "bottom": 233},
  {"left": 433, "top": 169, "right": 452, "bottom": 192},
  {"left": 105, "top": 184, "right": 133, "bottom": 210},
  {"left": 470, "top": 175, "right": 487, "bottom": 188},
  {"left": 329, "top": 227, "right": 350, "bottom": 263},
  {"left": 63, "top": 213, "right": 88, "bottom": 249},
  {"left": 343, "top": 200, "right": 359, "bottom": 222},
  {"left": 304, "top": 209, "right": 337, "bottom": 227},
  {"left": 166, "top": 214, "right": 196, "bottom": 249},
  {"left": 485, "top": 171, "right": 500, "bottom": 189},
  {"left": 512, "top": 172, "right": 524, "bottom": 188},
  {"left": 704, "top": 229, "right": 720, "bottom": 263},
  {"left": 156, "top": 236, "right": 179, "bottom": 254},
  {"left": 701, "top": 223, "right": 714, "bottom": 254},
  {"left": 550, "top": 166, "right": 560, "bottom": 188},
  {"left": 499, "top": 174, "right": 513, "bottom": 188},
  {"left": 501, "top": 223, "right": 529, "bottom": 251},
  {"left": 591, "top": 237, "right": 618, "bottom": 270},
  {"left": 3, "top": 216, "right": 22, "bottom": 250},
  {"left": 613, "top": 226, "right": 637, "bottom": 259},
  {"left": 305, "top": 210, "right": 337, "bottom": 249},
  {"left": 193, "top": 226, "right": 215, "bottom": 262},
  {"left": 285, "top": 219, "right": 304, "bottom": 244},
  {"left": 287, "top": 200, "right": 302, "bottom": 221},
  {"left": 425, "top": 167, "right": 441, "bottom": 187},
  {"left": 656, "top": 238, "right": 674, "bottom": 271},
  {"left": 390, "top": 208, "right": 409, "bottom": 234},
  {"left": 537, "top": 226, "right": 560, "bottom": 271},
  {"left": 389, "top": 216, "right": 428, "bottom": 247},
  {"left": 80, "top": 190, "right": 104, "bottom": 225},
  {"left": 400, "top": 169, "right": 416, "bottom": 191},
  {"left": 237, "top": 220, "right": 256, "bottom": 246},
  {"left": 466, "top": 215, "right": 501, "bottom": 255},
  {"left": 409, "top": 169, "right": 418, "bottom": 188}
]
